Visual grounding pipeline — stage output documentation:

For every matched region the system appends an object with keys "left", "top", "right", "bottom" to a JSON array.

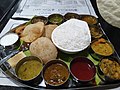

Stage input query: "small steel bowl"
[
  {"left": 15, "top": 56, "right": 43, "bottom": 86},
  {"left": 64, "top": 12, "right": 80, "bottom": 20},
  {"left": 89, "top": 25, "right": 103, "bottom": 39},
  {"left": 31, "top": 16, "right": 48, "bottom": 24},
  {"left": 97, "top": 57, "right": 120, "bottom": 83},
  {"left": 48, "top": 14, "right": 64, "bottom": 25},
  {"left": 0, "top": 33, "right": 20, "bottom": 50},
  {"left": 70, "top": 57, "right": 96, "bottom": 84},
  {"left": 89, "top": 38, "right": 114, "bottom": 60},
  {"left": 42, "top": 59, "right": 70, "bottom": 88},
  {"left": 81, "top": 15, "right": 98, "bottom": 25}
]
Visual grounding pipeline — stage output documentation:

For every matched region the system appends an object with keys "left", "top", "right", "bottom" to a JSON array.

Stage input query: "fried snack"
[
  {"left": 14, "top": 24, "right": 26, "bottom": 35},
  {"left": 20, "top": 22, "right": 44, "bottom": 43},
  {"left": 29, "top": 37, "right": 58, "bottom": 64},
  {"left": 7, "top": 51, "right": 26, "bottom": 68},
  {"left": 100, "top": 58, "right": 120, "bottom": 80},
  {"left": 44, "top": 24, "right": 58, "bottom": 39},
  {"left": 12, "top": 23, "right": 26, "bottom": 35}
]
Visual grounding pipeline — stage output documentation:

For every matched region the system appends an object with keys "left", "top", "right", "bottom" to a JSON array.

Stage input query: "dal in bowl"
[
  {"left": 15, "top": 56, "right": 43, "bottom": 85},
  {"left": 91, "top": 38, "right": 114, "bottom": 56}
]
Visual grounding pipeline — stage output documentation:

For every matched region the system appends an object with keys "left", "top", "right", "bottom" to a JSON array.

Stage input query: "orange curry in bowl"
[{"left": 91, "top": 38, "right": 113, "bottom": 56}]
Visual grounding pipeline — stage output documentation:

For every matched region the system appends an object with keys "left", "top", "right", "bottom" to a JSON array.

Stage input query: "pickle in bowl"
[
  {"left": 31, "top": 16, "right": 48, "bottom": 24},
  {"left": 89, "top": 25, "right": 103, "bottom": 39},
  {"left": 64, "top": 12, "right": 80, "bottom": 20},
  {"left": 81, "top": 15, "right": 98, "bottom": 25},
  {"left": 48, "top": 14, "right": 64, "bottom": 25}
]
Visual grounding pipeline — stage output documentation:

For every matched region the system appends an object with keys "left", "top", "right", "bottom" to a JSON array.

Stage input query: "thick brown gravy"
[{"left": 44, "top": 63, "right": 69, "bottom": 86}]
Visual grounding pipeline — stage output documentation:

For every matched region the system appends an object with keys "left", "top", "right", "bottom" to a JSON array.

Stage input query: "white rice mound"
[{"left": 52, "top": 19, "right": 91, "bottom": 52}]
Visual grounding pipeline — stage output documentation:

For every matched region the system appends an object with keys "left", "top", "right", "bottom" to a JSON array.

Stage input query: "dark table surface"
[
  {"left": 0, "top": 0, "right": 120, "bottom": 90},
  {"left": 91, "top": 0, "right": 120, "bottom": 57},
  {"left": 0, "top": 0, "right": 22, "bottom": 33}
]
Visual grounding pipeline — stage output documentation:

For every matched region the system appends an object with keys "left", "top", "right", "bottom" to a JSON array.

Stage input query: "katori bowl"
[
  {"left": 70, "top": 57, "right": 96, "bottom": 83},
  {"left": 42, "top": 59, "right": 70, "bottom": 88},
  {"left": 15, "top": 56, "right": 43, "bottom": 86},
  {"left": 98, "top": 56, "right": 120, "bottom": 83}
]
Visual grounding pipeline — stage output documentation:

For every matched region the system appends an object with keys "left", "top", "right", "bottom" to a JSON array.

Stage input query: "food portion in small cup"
[
  {"left": 89, "top": 25, "right": 103, "bottom": 39},
  {"left": 42, "top": 59, "right": 70, "bottom": 87},
  {"left": 98, "top": 57, "right": 120, "bottom": 82},
  {"left": 70, "top": 57, "right": 96, "bottom": 82},
  {"left": 81, "top": 15, "right": 98, "bottom": 25},
  {"left": 31, "top": 16, "right": 48, "bottom": 24},
  {"left": 48, "top": 14, "right": 64, "bottom": 25},
  {"left": 90, "top": 38, "right": 114, "bottom": 60},
  {"left": 15, "top": 56, "right": 43, "bottom": 85},
  {"left": 64, "top": 12, "right": 80, "bottom": 20}
]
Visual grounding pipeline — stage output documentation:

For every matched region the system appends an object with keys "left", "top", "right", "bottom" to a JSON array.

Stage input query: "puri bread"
[
  {"left": 29, "top": 37, "right": 58, "bottom": 64},
  {"left": 44, "top": 24, "right": 58, "bottom": 39},
  {"left": 97, "top": 0, "right": 120, "bottom": 28},
  {"left": 21, "top": 22, "right": 44, "bottom": 42}
]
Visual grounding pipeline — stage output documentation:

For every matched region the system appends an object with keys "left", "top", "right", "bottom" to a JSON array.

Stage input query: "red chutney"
[{"left": 71, "top": 59, "right": 95, "bottom": 81}]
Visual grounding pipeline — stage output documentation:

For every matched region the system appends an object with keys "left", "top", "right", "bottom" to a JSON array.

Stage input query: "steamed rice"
[{"left": 52, "top": 19, "right": 91, "bottom": 51}]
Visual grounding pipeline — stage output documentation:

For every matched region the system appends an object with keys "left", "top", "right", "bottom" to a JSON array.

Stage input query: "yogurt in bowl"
[
  {"left": 51, "top": 19, "right": 91, "bottom": 54},
  {"left": 0, "top": 33, "right": 20, "bottom": 50},
  {"left": 0, "top": 33, "right": 19, "bottom": 47}
]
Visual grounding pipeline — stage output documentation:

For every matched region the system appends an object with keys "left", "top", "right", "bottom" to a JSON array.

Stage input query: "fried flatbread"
[
  {"left": 14, "top": 24, "right": 26, "bottom": 35},
  {"left": 21, "top": 22, "right": 44, "bottom": 42},
  {"left": 29, "top": 37, "right": 58, "bottom": 64},
  {"left": 44, "top": 24, "right": 58, "bottom": 39}
]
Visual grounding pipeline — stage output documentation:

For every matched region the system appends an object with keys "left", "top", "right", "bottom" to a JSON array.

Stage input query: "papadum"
[{"left": 97, "top": 0, "right": 120, "bottom": 28}]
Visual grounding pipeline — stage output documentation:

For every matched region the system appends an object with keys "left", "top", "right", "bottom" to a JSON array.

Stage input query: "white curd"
[{"left": 0, "top": 33, "right": 19, "bottom": 46}]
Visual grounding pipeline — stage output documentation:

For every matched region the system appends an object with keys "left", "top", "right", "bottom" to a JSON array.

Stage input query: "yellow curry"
[
  {"left": 17, "top": 60, "right": 42, "bottom": 80},
  {"left": 91, "top": 38, "right": 113, "bottom": 56}
]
